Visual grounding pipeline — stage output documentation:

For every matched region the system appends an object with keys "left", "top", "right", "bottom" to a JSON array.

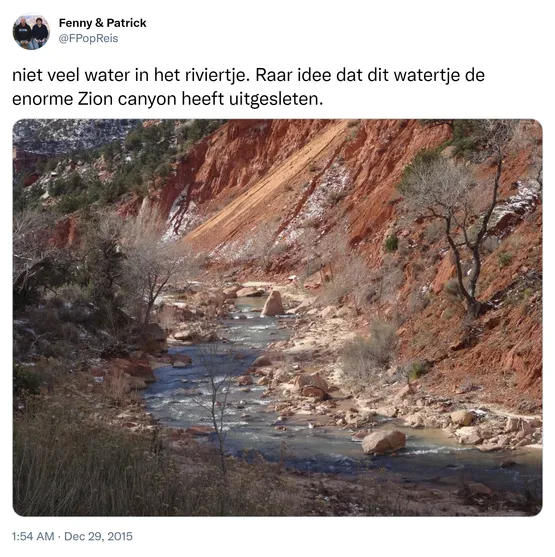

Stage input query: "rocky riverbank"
[{"left": 256, "top": 288, "right": 543, "bottom": 456}]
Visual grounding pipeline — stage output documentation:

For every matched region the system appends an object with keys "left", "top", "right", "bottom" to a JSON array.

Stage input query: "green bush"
[
  {"left": 398, "top": 148, "right": 442, "bottom": 194},
  {"left": 384, "top": 234, "right": 399, "bottom": 252},
  {"left": 450, "top": 120, "right": 481, "bottom": 158},
  {"left": 498, "top": 251, "right": 513, "bottom": 268},
  {"left": 13, "top": 365, "right": 42, "bottom": 397},
  {"left": 407, "top": 360, "right": 431, "bottom": 381}
]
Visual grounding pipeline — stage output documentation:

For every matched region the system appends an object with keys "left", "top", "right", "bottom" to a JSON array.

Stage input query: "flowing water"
[{"left": 145, "top": 297, "right": 542, "bottom": 495}]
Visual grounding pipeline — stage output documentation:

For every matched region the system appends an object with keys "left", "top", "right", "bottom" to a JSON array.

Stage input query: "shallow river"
[{"left": 145, "top": 297, "right": 542, "bottom": 494}]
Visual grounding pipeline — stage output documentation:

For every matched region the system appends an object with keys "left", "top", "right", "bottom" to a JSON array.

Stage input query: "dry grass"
[
  {"left": 340, "top": 319, "right": 397, "bottom": 391},
  {"left": 13, "top": 394, "right": 301, "bottom": 516}
]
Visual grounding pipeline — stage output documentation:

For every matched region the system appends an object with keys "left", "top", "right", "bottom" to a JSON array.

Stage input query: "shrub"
[
  {"left": 13, "top": 365, "right": 42, "bottom": 397},
  {"left": 384, "top": 234, "right": 399, "bottom": 252},
  {"left": 498, "top": 251, "right": 513, "bottom": 268},
  {"left": 398, "top": 148, "right": 441, "bottom": 193},
  {"left": 406, "top": 360, "right": 431, "bottom": 381},
  {"left": 301, "top": 216, "right": 319, "bottom": 229},
  {"left": 424, "top": 221, "right": 444, "bottom": 245},
  {"left": 340, "top": 320, "right": 397, "bottom": 390},
  {"left": 444, "top": 278, "right": 465, "bottom": 301},
  {"left": 327, "top": 190, "right": 347, "bottom": 204},
  {"left": 450, "top": 120, "right": 481, "bottom": 158},
  {"left": 482, "top": 235, "right": 500, "bottom": 254},
  {"left": 319, "top": 255, "right": 373, "bottom": 309}
]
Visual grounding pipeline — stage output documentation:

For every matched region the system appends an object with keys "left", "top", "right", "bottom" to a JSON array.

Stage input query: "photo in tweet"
[{"left": 12, "top": 119, "right": 542, "bottom": 517}]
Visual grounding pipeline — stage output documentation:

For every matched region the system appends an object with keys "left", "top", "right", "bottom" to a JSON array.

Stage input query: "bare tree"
[
  {"left": 244, "top": 223, "right": 279, "bottom": 270},
  {"left": 190, "top": 343, "right": 237, "bottom": 478},
  {"left": 122, "top": 206, "right": 194, "bottom": 327},
  {"left": 13, "top": 209, "right": 63, "bottom": 305},
  {"left": 80, "top": 210, "right": 125, "bottom": 310},
  {"left": 400, "top": 120, "right": 518, "bottom": 318}
]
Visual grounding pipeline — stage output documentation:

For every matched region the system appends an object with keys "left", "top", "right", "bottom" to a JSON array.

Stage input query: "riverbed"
[{"left": 145, "top": 297, "right": 542, "bottom": 495}]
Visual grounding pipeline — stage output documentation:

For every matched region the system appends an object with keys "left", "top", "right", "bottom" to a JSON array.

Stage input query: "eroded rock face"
[
  {"left": 261, "top": 290, "right": 285, "bottom": 317},
  {"left": 362, "top": 430, "right": 406, "bottom": 455}
]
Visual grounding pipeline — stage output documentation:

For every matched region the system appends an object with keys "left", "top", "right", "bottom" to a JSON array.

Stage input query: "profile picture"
[{"left": 13, "top": 15, "right": 49, "bottom": 50}]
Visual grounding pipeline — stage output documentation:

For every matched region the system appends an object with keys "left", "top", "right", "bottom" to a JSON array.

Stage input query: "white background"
[{"left": 1, "top": 1, "right": 551, "bottom": 555}]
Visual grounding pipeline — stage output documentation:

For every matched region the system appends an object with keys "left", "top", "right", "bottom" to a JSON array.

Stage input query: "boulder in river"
[
  {"left": 172, "top": 354, "right": 192, "bottom": 367},
  {"left": 455, "top": 426, "right": 483, "bottom": 445},
  {"left": 186, "top": 425, "right": 215, "bottom": 436},
  {"left": 450, "top": 410, "right": 475, "bottom": 426},
  {"left": 261, "top": 290, "right": 285, "bottom": 317},
  {"left": 253, "top": 355, "right": 272, "bottom": 367},
  {"left": 223, "top": 285, "right": 242, "bottom": 298},
  {"left": 362, "top": 430, "right": 406, "bottom": 455},
  {"left": 352, "top": 429, "right": 371, "bottom": 441}
]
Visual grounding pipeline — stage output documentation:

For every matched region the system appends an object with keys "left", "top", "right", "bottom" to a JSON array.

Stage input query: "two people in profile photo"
[{"left": 14, "top": 16, "right": 49, "bottom": 50}]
